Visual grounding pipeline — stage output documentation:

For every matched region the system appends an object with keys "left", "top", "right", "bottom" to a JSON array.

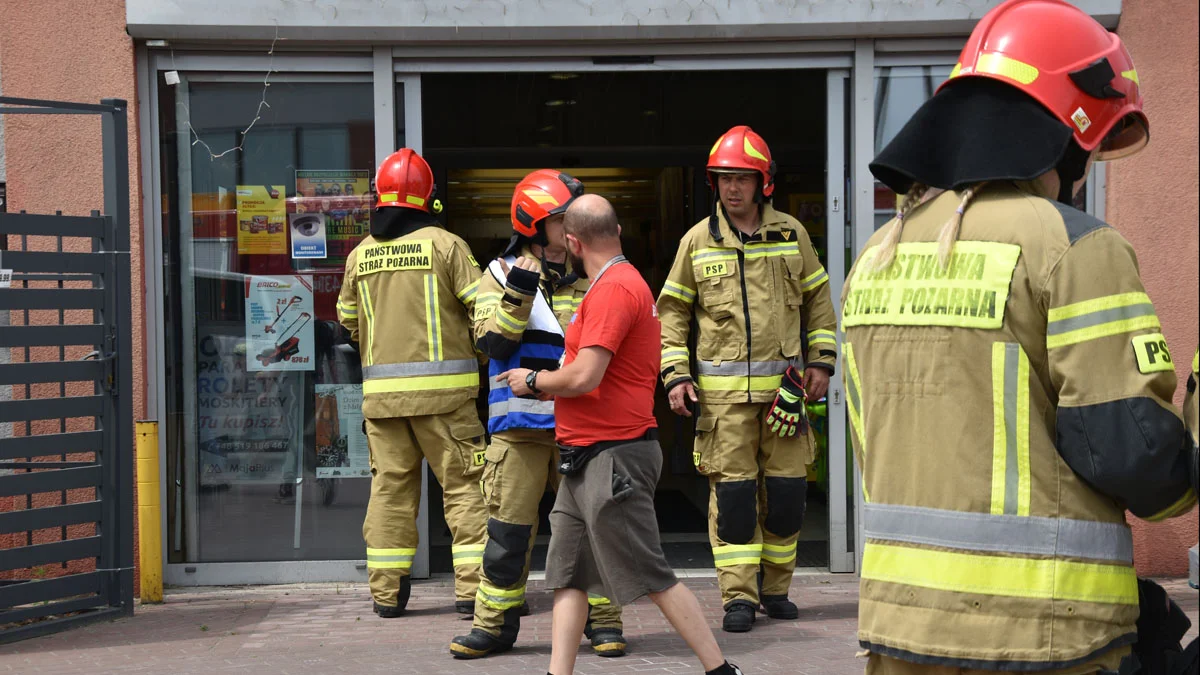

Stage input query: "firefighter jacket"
[
  {"left": 1188, "top": 348, "right": 1199, "bottom": 495},
  {"left": 841, "top": 183, "right": 1197, "bottom": 669},
  {"left": 337, "top": 226, "right": 482, "bottom": 419},
  {"left": 658, "top": 204, "right": 837, "bottom": 405},
  {"left": 474, "top": 246, "right": 589, "bottom": 433}
]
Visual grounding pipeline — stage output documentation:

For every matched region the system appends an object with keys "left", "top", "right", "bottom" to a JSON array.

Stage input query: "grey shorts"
[{"left": 544, "top": 440, "right": 679, "bottom": 605}]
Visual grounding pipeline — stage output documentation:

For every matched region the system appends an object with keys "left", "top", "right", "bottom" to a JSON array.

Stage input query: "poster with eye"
[
  {"left": 295, "top": 170, "right": 372, "bottom": 267},
  {"left": 314, "top": 384, "right": 370, "bottom": 478}
]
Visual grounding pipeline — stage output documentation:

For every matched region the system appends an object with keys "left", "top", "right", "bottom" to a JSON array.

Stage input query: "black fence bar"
[
  {"left": 0, "top": 595, "right": 106, "bottom": 626},
  {"left": 0, "top": 212, "right": 106, "bottom": 238},
  {"left": 0, "top": 430, "right": 104, "bottom": 461},
  {"left": 0, "top": 606, "right": 123, "bottom": 646},
  {"left": 0, "top": 465, "right": 103, "bottom": 498},
  {"left": 0, "top": 571, "right": 103, "bottom": 608},
  {"left": 2, "top": 250, "right": 109, "bottom": 274},
  {"left": 101, "top": 96, "right": 136, "bottom": 617},
  {"left": 0, "top": 501, "right": 101, "bottom": 535},
  {"left": 0, "top": 361, "right": 106, "bottom": 386},
  {"left": 0, "top": 536, "right": 103, "bottom": 570},
  {"left": 0, "top": 95, "right": 118, "bottom": 112},
  {"left": 0, "top": 324, "right": 106, "bottom": 347},
  {"left": 0, "top": 396, "right": 103, "bottom": 424},
  {"left": 0, "top": 288, "right": 105, "bottom": 311}
]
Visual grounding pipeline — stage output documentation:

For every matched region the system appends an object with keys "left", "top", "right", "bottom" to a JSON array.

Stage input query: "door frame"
[{"left": 142, "top": 45, "right": 860, "bottom": 585}]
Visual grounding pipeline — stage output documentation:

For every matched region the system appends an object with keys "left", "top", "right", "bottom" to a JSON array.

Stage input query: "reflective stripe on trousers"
[{"left": 366, "top": 547, "right": 416, "bottom": 570}]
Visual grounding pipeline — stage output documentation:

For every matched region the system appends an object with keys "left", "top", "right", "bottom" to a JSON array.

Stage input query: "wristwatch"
[{"left": 526, "top": 370, "right": 541, "bottom": 395}]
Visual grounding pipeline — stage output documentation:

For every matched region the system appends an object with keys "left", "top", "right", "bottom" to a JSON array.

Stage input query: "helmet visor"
[{"left": 1096, "top": 114, "right": 1149, "bottom": 162}]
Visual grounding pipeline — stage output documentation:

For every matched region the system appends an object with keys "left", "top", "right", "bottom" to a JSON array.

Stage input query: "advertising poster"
[
  {"left": 196, "top": 323, "right": 304, "bottom": 486},
  {"left": 295, "top": 170, "right": 371, "bottom": 266},
  {"left": 245, "top": 275, "right": 315, "bottom": 372},
  {"left": 289, "top": 212, "right": 328, "bottom": 259},
  {"left": 314, "top": 384, "right": 371, "bottom": 478},
  {"left": 236, "top": 185, "right": 288, "bottom": 255}
]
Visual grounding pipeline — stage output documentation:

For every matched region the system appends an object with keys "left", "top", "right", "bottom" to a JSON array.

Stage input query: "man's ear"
[{"left": 616, "top": 223, "right": 623, "bottom": 238}]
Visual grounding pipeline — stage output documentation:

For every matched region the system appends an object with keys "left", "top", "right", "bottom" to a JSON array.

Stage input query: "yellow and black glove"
[{"left": 766, "top": 366, "right": 809, "bottom": 438}]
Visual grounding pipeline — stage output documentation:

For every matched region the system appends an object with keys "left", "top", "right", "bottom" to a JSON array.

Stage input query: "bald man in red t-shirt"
[{"left": 497, "top": 195, "right": 743, "bottom": 675}]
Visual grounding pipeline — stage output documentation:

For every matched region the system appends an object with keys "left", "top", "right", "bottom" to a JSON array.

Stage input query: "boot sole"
[
  {"left": 593, "top": 641, "right": 627, "bottom": 658},
  {"left": 449, "top": 642, "right": 514, "bottom": 660}
]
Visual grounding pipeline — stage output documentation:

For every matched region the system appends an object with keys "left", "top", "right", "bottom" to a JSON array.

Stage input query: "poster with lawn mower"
[{"left": 245, "top": 275, "right": 316, "bottom": 372}]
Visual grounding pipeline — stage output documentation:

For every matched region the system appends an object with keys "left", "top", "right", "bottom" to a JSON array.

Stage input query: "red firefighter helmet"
[
  {"left": 941, "top": 0, "right": 1148, "bottom": 161},
  {"left": 374, "top": 148, "right": 441, "bottom": 212},
  {"left": 706, "top": 125, "right": 776, "bottom": 198},
  {"left": 510, "top": 169, "right": 585, "bottom": 238}
]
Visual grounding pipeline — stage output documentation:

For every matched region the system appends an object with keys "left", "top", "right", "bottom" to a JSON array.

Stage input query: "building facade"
[{"left": 1, "top": 0, "right": 1195, "bottom": 587}]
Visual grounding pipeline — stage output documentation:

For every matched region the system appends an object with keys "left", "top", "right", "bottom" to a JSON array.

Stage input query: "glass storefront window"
[
  {"left": 873, "top": 65, "right": 954, "bottom": 229},
  {"left": 158, "top": 78, "right": 377, "bottom": 562}
]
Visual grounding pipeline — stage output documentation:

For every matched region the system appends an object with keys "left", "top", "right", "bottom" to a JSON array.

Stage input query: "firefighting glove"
[
  {"left": 766, "top": 367, "right": 809, "bottom": 438},
  {"left": 505, "top": 265, "right": 540, "bottom": 297}
]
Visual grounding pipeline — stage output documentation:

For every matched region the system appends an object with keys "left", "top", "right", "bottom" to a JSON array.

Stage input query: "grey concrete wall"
[{"left": 126, "top": 0, "right": 1121, "bottom": 42}]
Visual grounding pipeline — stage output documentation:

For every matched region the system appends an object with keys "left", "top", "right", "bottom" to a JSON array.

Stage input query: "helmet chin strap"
[{"left": 1055, "top": 141, "right": 1092, "bottom": 205}]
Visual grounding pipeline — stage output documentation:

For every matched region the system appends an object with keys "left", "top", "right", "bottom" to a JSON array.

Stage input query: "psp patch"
[
  {"left": 1132, "top": 333, "right": 1173, "bottom": 374},
  {"left": 473, "top": 450, "right": 487, "bottom": 466}
]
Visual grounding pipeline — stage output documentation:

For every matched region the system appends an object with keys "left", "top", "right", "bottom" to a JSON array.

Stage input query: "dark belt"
[{"left": 557, "top": 428, "right": 658, "bottom": 476}]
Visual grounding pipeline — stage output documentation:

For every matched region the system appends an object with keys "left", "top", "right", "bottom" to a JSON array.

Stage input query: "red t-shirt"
[{"left": 555, "top": 262, "right": 661, "bottom": 447}]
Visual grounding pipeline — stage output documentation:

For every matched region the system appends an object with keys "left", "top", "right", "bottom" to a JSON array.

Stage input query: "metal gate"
[{"left": 0, "top": 97, "right": 134, "bottom": 643}]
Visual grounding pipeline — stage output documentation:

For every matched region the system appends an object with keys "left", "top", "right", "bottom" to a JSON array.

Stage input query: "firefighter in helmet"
[
  {"left": 844, "top": 1, "right": 1197, "bottom": 672},
  {"left": 450, "top": 170, "right": 627, "bottom": 659},
  {"left": 658, "top": 126, "right": 839, "bottom": 633},
  {"left": 337, "top": 148, "right": 489, "bottom": 619}
]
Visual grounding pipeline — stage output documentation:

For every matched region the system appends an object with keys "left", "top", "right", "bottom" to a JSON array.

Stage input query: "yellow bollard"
[{"left": 136, "top": 421, "right": 163, "bottom": 603}]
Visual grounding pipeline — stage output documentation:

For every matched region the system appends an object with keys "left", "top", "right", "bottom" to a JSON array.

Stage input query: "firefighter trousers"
[
  {"left": 693, "top": 401, "right": 813, "bottom": 608},
  {"left": 363, "top": 400, "right": 488, "bottom": 608},
  {"left": 473, "top": 428, "right": 622, "bottom": 640}
]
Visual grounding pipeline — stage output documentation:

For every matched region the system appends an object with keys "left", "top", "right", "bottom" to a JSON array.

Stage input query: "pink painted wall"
[
  {"left": 1110, "top": 0, "right": 1200, "bottom": 577},
  {"left": 0, "top": 0, "right": 146, "bottom": 585}
]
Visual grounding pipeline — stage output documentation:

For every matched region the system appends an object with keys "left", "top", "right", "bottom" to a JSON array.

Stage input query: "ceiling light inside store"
[
  {"left": 643, "top": 109, "right": 658, "bottom": 116},
  {"left": 550, "top": 73, "right": 580, "bottom": 80},
  {"left": 544, "top": 99, "right": 576, "bottom": 107},
  {"left": 539, "top": 125, "right": 556, "bottom": 132}
]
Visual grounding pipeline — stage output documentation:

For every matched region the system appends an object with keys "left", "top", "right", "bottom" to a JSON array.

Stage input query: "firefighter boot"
[
  {"left": 450, "top": 609, "right": 519, "bottom": 659},
  {"left": 455, "top": 600, "right": 474, "bottom": 615},
  {"left": 585, "top": 625, "right": 627, "bottom": 658},
  {"left": 722, "top": 600, "right": 756, "bottom": 633},
  {"left": 761, "top": 595, "right": 799, "bottom": 620},
  {"left": 373, "top": 577, "right": 411, "bottom": 618}
]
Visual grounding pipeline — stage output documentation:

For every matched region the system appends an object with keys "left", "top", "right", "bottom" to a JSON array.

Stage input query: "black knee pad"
[
  {"left": 482, "top": 518, "right": 532, "bottom": 588},
  {"left": 715, "top": 479, "right": 758, "bottom": 544},
  {"left": 763, "top": 476, "right": 807, "bottom": 537}
]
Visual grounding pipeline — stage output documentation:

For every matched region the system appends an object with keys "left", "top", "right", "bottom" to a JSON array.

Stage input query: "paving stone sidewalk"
[{"left": 0, "top": 575, "right": 1195, "bottom": 674}]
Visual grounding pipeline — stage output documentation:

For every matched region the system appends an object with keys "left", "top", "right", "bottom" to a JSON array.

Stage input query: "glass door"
[{"left": 158, "top": 72, "right": 380, "bottom": 571}]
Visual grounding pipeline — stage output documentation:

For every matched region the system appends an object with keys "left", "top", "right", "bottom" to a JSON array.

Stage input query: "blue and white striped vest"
[{"left": 486, "top": 257, "right": 563, "bottom": 434}]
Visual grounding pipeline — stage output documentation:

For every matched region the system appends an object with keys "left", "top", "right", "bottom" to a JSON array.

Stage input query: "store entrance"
[{"left": 420, "top": 69, "right": 834, "bottom": 572}]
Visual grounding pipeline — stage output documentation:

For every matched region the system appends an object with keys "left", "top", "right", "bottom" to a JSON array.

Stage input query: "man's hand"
[
  {"left": 497, "top": 256, "right": 540, "bottom": 277},
  {"left": 497, "top": 368, "right": 534, "bottom": 396},
  {"left": 802, "top": 367, "right": 830, "bottom": 402},
  {"left": 668, "top": 380, "right": 699, "bottom": 416}
]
